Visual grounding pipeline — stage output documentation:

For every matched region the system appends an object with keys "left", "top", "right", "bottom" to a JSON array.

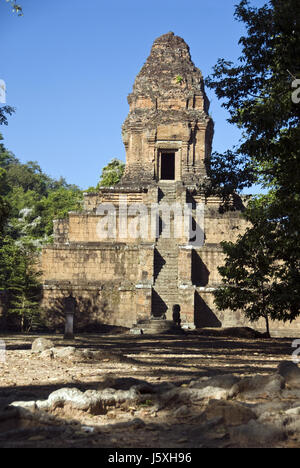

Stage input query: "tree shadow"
[
  {"left": 151, "top": 290, "right": 168, "bottom": 318},
  {"left": 194, "top": 292, "right": 222, "bottom": 328},
  {"left": 188, "top": 218, "right": 205, "bottom": 247},
  {"left": 154, "top": 249, "right": 166, "bottom": 281},
  {"left": 192, "top": 250, "right": 210, "bottom": 286},
  {"left": 41, "top": 291, "right": 113, "bottom": 333}
]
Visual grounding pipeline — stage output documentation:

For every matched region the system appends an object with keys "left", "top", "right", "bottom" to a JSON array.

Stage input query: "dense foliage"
[
  {"left": 0, "top": 127, "right": 124, "bottom": 330},
  {"left": 0, "top": 133, "right": 83, "bottom": 330},
  {"left": 4, "top": 0, "right": 23, "bottom": 16},
  {"left": 97, "top": 158, "right": 125, "bottom": 188},
  {"left": 207, "top": 0, "right": 300, "bottom": 330}
]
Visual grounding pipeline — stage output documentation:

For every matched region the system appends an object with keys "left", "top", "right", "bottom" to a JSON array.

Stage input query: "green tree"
[
  {"left": 36, "top": 187, "right": 83, "bottom": 237},
  {"left": 0, "top": 168, "right": 9, "bottom": 233},
  {"left": 0, "top": 133, "right": 84, "bottom": 330},
  {"left": 7, "top": 242, "right": 42, "bottom": 331},
  {"left": 97, "top": 158, "right": 125, "bottom": 188},
  {"left": 214, "top": 198, "right": 279, "bottom": 336},
  {"left": 207, "top": 0, "right": 300, "bottom": 324},
  {"left": 4, "top": 0, "right": 23, "bottom": 16},
  {"left": 0, "top": 106, "right": 15, "bottom": 126}
]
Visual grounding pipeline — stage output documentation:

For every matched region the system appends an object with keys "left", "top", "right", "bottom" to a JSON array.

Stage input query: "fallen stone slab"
[{"left": 10, "top": 386, "right": 142, "bottom": 416}]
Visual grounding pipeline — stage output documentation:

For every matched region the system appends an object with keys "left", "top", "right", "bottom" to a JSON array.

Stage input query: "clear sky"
[{"left": 0, "top": 0, "right": 265, "bottom": 190}]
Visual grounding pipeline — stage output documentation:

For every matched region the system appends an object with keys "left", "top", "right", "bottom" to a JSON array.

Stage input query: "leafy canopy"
[
  {"left": 97, "top": 158, "right": 125, "bottom": 188},
  {"left": 207, "top": 0, "right": 300, "bottom": 327}
]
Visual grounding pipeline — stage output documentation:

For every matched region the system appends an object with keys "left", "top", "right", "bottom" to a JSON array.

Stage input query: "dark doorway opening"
[{"left": 161, "top": 153, "right": 175, "bottom": 180}]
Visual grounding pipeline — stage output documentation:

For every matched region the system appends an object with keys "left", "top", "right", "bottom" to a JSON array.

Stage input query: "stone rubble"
[{"left": 3, "top": 358, "right": 300, "bottom": 447}]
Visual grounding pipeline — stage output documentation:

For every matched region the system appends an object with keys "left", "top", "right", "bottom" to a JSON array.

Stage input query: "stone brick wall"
[
  {"left": 42, "top": 244, "right": 154, "bottom": 285},
  {"left": 41, "top": 243, "right": 154, "bottom": 329},
  {"left": 42, "top": 284, "right": 139, "bottom": 330}
]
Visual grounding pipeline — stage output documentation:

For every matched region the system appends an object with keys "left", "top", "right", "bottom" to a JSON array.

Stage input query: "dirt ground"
[{"left": 0, "top": 329, "right": 296, "bottom": 448}]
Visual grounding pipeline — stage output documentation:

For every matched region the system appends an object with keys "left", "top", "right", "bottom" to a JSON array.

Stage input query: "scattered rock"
[
  {"left": 97, "top": 376, "right": 155, "bottom": 393},
  {"left": 54, "top": 347, "right": 77, "bottom": 359},
  {"left": 229, "top": 419, "right": 286, "bottom": 448},
  {"left": 38, "top": 347, "right": 134, "bottom": 364},
  {"left": 202, "top": 400, "right": 257, "bottom": 427},
  {"left": 124, "top": 418, "right": 145, "bottom": 429},
  {"left": 285, "top": 416, "right": 300, "bottom": 435},
  {"left": 285, "top": 406, "right": 300, "bottom": 416},
  {"left": 189, "top": 374, "right": 239, "bottom": 392},
  {"left": 40, "top": 349, "right": 55, "bottom": 359},
  {"left": 229, "top": 373, "right": 285, "bottom": 399},
  {"left": 48, "top": 388, "right": 105, "bottom": 414},
  {"left": 277, "top": 361, "right": 300, "bottom": 388},
  {"left": 252, "top": 400, "right": 289, "bottom": 419},
  {"left": 10, "top": 401, "right": 38, "bottom": 412},
  {"left": 160, "top": 380, "right": 232, "bottom": 406},
  {"left": 10, "top": 386, "right": 142, "bottom": 417},
  {"left": 31, "top": 338, "right": 54, "bottom": 353},
  {"left": 173, "top": 405, "right": 190, "bottom": 418}
]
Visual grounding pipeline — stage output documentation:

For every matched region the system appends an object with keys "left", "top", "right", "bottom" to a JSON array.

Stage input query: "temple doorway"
[{"left": 160, "top": 152, "right": 175, "bottom": 180}]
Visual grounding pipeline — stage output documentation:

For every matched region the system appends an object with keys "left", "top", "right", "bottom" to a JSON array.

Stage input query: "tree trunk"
[{"left": 265, "top": 315, "right": 271, "bottom": 338}]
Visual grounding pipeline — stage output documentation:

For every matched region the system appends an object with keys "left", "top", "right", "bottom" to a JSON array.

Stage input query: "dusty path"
[{"left": 0, "top": 331, "right": 297, "bottom": 448}]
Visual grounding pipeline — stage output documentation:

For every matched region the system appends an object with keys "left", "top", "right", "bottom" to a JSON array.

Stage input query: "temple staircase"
[{"left": 152, "top": 182, "right": 179, "bottom": 319}]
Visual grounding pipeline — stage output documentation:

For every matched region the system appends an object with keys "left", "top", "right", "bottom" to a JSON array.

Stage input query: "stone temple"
[{"left": 41, "top": 32, "right": 251, "bottom": 331}]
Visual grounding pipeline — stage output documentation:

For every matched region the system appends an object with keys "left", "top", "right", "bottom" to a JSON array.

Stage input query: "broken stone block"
[{"left": 31, "top": 338, "right": 54, "bottom": 353}]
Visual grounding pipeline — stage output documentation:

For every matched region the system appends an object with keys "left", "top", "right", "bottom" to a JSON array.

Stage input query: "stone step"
[
  {"left": 155, "top": 276, "right": 178, "bottom": 283},
  {"left": 155, "top": 266, "right": 177, "bottom": 272},
  {"left": 155, "top": 265, "right": 177, "bottom": 269},
  {"left": 152, "top": 292, "right": 178, "bottom": 297},
  {"left": 130, "top": 319, "right": 183, "bottom": 335},
  {"left": 152, "top": 292, "right": 178, "bottom": 299}
]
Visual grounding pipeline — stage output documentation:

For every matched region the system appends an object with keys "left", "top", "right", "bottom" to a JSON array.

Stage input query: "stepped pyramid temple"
[{"left": 41, "top": 32, "right": 250, "bottom": 332}]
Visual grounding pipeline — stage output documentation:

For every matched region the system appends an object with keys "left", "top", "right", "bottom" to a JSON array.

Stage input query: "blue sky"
[{"left": 0, "top": 0, "right": 265, "bottom": 190}]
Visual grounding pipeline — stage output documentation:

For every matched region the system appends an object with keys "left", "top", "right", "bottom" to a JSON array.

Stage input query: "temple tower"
[
  {"left": 121, "top": 32, "right": 214, "bottom": 187},
  {"left": 41, "top": 33, "right": 253, "bottom": 333}
]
